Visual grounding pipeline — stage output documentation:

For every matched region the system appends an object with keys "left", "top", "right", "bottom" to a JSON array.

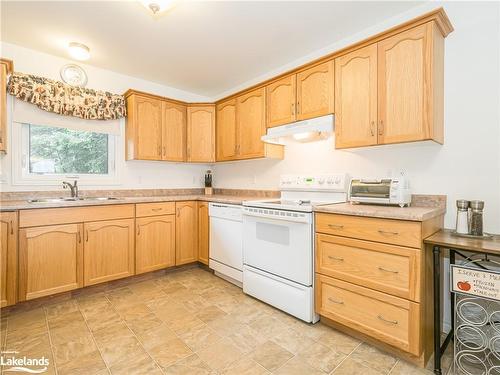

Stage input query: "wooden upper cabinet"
[
  {"left": 377, "top": 23, "right": 442, "bottom": 145},
  {"left": 162, "top": 101, "right": 186, "bottom": 162},
  {"left": 136, "top": 215, "right": 176, "bottom": 274},
  {"left": 0, "top": 59, "right": 13, "bottom": 153},
  {"left": 187, "top": 105, "right": 215, "bottom": 162},
  {"left": 237, "top": 88, "right": 266, "bottom": 158},
  {"left": 83, "top": 218, "right": 135, "bottom": 286},
  {"left": 335, "top": 44, "right": 378, "bottom": 148},
  {"left": 198, "top": 202, "right": 209, "bottom": 265},
  {"left": 19, "top": 223, "right": 83, "bottom": 301},
  {"left": 1, "top": 212, "right": 17, "bottom": 307},
  {"left": 296, "top": 61, "right": 334, "bottom": 121},
  {"left": 216, "top": 99, "right": 238, "bottom": 161},
  {"left": 175, "top": 201, "right": 198, "bottom": 265},
  {"left": 266, "top": 75, "right": 296, "bottom": 128},
  {"left": 126, "top": 94, "right": 162, "bottom": 160}
]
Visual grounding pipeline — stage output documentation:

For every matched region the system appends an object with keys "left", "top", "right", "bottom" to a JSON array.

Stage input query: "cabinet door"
[
  {"left": 216, "top": 99, "right": 238, "bottom": 161},
  {"left": 187, "top": 106, "right": 215, "bottom": 162},
  {"left": 19, "top": 224, "right": 83, "bottom": 301},
  {"left": 266, "top": 75, "right": 296, "bottom": 127},
  {"left": 135, "top": 96, "right": 163, "bottom": 160},
  {"left": 198, "top": 202, "right": 209, "bottom": 265},
  {"left": 162, "top": 101, "right": 186, "bottom": 162},
  {"left": 136, "top": 215, "right": 176, "bottom": 274},
  {"left": 0, "top": 62, "right": 7, "bottom": 152},
  {"left": 296, "top": 61, "right": 334, "bottom": 121},
  {"left": 84, "top": 219, "right": 135, "bottom": 286},
  {"left": 237, "top": 88, "right": 266, "bottom": 159},
  {"left": 377, "top": 24, "right": 432, "bottom": 144},
  {"left": 175, "top": 202, "right": 198, "bottom": 265},
  {"left": 0, "top": 212, "right": 17, "bottom": 307},
  {"left": 335, "top": 45, "right": 378, "bottom": 148}
]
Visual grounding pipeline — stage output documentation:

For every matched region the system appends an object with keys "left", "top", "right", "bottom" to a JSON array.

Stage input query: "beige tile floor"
[{"left": 0, "top": 267, "right": 454, "bottom": 374}]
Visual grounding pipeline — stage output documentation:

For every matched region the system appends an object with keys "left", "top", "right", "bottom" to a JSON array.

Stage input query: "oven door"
[{"left": 242, "top": 209, "right": 313, "bottom": 286}]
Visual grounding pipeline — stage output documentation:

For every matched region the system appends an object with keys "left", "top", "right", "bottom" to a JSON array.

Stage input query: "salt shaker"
[
  {"left": 455, "top": 199, "right": 470, "bottom": 234},
  {"left": 470, "top": 200, "right": 484, "bottom": 236}
]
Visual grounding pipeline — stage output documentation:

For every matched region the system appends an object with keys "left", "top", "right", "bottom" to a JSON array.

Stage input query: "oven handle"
[{"left": 242, "top": 210, "right": 311, "bottom": 224}]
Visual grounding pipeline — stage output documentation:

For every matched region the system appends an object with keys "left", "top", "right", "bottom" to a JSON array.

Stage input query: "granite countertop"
[
  {"left": 0, "top": 194, "right": 258, "bottom": 211},
  {"left": 313, "top": 202, "right": 446, "bottom": 222}
]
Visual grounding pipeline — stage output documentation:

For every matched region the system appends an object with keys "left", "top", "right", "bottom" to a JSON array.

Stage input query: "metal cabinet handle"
[
  {"left": 151, "top": 208, "right": 162, "bottom": 212},
  {"left": 378, "top": 120, "right": 384, "bottom": 136},
  {"left": 10, "top": 220, "right": 13, "bottom": 235},
  {"left": 291, "top": 103, "right": 295, "bottom": 116},
  {"left": 162, "top": 146, "right": 166, "bottom": 157},
  {"left": 137, "top": 226, "right": 140, "bottom": 235},
  {"left": 370, "top": 121, "right": 375, "bottom": 136},
  {"left": 297, "top": 101, "right": 300, "bottom": 114},
  {"left": 328, "top": 224, "right": 344, "bottom": 230},
  {"left": 378, "top": 266, "right": 399, "bottom": 274},
  {"left": 176, "top": 208, "right": 180, "bottom": 217},
  {"left": 78, "top": 231, "right": 81, "bottom": 243},
  {"left": 378, "top": 315, "right": 398, "bottom": 325},
  {"left": 378, "top": 230, "right": 399, "bottom": 236},
  {"left": 85, "top": 230, "right": 89, "bottom": 242},
  {"left": 328, "top": 297, "right": 344, "bottom": 305},
  {"left": 328, "top": 255, "right": 344, "bottom": 262}
]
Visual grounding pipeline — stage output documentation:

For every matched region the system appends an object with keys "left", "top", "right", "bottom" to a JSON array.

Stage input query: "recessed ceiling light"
[
  {"left": 139, "top": 0, "right": 178, "bottom": 16},
  {"left": 68, "top": 42, "right": 90, "bottom": 61}
]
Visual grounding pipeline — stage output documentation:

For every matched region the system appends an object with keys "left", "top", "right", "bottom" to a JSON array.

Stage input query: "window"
[
  {"left": 14, "top": 123, "right": 117, "bottom": 185},
  {"left": 28, "top": 125, "right": 109, "bottom": 175}
]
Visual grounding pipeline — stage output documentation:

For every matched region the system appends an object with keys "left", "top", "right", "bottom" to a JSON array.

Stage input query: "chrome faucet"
[{"left": 62, "top": 180, "right": 79, "bottom": 198}]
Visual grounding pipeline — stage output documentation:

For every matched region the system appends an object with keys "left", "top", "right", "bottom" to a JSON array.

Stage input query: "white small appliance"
[
  {"left": 348, "top": 177, "right": 411, "bottom": 207},
  {"left": 209, "top": 203, "right": 243, "bottom": 287},
  {"left": 242, "top": 174, "right": 348, "bottom": 323}
]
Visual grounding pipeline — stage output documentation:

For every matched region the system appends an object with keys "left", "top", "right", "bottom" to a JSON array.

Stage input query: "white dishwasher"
[{"left": 209, "top": 203, "right": 243, "bottom": 287}]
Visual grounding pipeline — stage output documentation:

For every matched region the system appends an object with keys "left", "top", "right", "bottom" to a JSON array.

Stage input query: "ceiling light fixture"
[
  {"left": 139, "top": 0, "right": 178, "bottom": 16},
  {"left": 68, "top": 42, "right": 90, "bottom": 61}
]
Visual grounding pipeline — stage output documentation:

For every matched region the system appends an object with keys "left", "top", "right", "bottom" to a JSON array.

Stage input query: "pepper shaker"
[{"left": 469, "top": 200, "right": 484, "bottom": 236}]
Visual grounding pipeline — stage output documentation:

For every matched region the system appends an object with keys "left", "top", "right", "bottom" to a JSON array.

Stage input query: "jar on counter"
[{"left": 470, "top": 200, "right": 485, "bottom": 236}]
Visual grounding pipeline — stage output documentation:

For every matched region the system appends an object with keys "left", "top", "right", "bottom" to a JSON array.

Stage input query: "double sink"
[{"left": 28, "top": 197, "right": 121, "bottom": 203}]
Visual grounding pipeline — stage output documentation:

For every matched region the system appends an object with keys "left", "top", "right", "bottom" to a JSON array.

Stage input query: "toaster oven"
[{"left": 348, "top": 178, "right": 411, "bottom": 207}]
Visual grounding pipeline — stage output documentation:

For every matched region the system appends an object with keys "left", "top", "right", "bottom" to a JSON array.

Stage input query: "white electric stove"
[{"left": 242, "top": 174, "right": 348, "bottom": 323}]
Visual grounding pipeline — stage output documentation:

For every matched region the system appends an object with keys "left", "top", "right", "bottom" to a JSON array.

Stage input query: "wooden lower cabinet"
[
  {"left": 175, "top": 201, "right": 198, "bottom": 265},
  {"left": 198, "top": 202, "right": 209, "bottom": 265},
  {"left": 316, "top": 274, "right": 420, "bottom": 356},
  {"left": 19, "top": 223, "right": 83, "bottom": 301},
  {"left": 84, "top": 218, "right": 135, "bottom": 286},
  {"left": 1, "top": 212, "right": 17, "bottom": 307},
  {"left": 136, "top": 215, "right": 176, "bottom": 274}
]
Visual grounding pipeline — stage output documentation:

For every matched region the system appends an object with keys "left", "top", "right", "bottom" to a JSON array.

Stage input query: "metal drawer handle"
[
  {"left": 151, "top": 208, "right": 163, "bottom": 212},
  {"left": 378, "top": 230, "right": 399, "bottom": 236},
  {"left": 328, "top": 255, "right": 344, "bottom": 262},
  {"left": 328, "top": 297, "right": 344, "bottom": 305},
  {"left": 378, "top": 266, "right": 399, "bottom": 274},
  {"left": 377, "top": 315, "right": 398, "bottom": 325},
  {"left": 328, "top": 224, "right": 344, "bottom": 230}
]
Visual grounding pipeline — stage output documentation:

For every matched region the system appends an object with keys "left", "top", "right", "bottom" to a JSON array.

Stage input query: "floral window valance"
[{"left": 7, "top": 72, "right": 126, "bottom": 120}]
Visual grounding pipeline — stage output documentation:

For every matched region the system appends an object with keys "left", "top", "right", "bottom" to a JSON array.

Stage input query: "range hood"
[{"left": 261, "top": 114, "right": 334, "bottom": 145}]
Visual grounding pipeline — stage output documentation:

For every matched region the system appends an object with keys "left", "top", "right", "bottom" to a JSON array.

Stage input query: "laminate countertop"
[
  {"left": 313, "top": 202, "right": 446, "bottom": 222},
  {"left": 0, "top": 194, "right": 256, "bottom": 211}
]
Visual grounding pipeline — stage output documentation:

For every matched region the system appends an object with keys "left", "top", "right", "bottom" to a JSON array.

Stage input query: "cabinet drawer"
[
  {"left": 316, "top": 274, "right": 420, "bottom": 356},
  {"left": 316, "top": 234, "right": 420, "bottom": 301},
  {"left": 315, "top": 213, "right": 422, "bottom": 248},
  {"left": 136, "top": 202, "right": 175, "bottom": 217}
]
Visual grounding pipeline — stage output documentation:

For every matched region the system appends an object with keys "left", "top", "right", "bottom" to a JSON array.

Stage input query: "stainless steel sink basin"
[{"left": 28, "top": 197, "right": 120, "bottom": 203}]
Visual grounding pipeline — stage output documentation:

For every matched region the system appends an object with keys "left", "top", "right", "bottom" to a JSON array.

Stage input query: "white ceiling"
[{"left": 1, "top": 1, "right": 423, "bottom": 97}]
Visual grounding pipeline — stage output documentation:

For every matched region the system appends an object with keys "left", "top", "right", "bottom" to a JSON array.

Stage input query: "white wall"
[
  {"left": 213, "top": 1, "right": 500, "bottom": 233},
  {"left": 0, "top": 42, "right": 211, "bottom": 191}
]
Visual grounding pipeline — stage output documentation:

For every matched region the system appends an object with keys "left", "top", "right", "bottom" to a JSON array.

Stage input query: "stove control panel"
[{"left": 279, "top": 174, "right": 348, "bottom": 191}]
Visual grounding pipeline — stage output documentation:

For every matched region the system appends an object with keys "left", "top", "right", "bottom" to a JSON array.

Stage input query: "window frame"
[{"left": 12, "top": 123, "right": 118, "bottom": 186}]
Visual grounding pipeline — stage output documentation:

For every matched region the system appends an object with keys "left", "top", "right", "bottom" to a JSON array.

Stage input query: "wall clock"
[{"left": 60, "top": 64, "right": 88, "bottom": 87}]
